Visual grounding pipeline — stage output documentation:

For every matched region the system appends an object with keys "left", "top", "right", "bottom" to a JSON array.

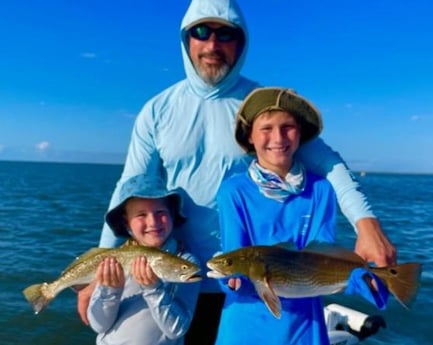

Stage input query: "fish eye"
[
  {"left": 181, "top": 264, "right": 188, "bottom": 270},
  {"left": 224, "top": 258, "right": 233, "bottom": 266}
]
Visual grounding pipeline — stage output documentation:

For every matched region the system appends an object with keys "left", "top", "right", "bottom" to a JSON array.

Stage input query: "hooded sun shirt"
[{"left": 99, "top": 0, "right": 375, "bottom": 293}]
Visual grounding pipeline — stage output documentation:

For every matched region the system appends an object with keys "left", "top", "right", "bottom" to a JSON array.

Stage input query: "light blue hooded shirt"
[{"left": 99, "top": 0, "right": 374, "bottom": 292}]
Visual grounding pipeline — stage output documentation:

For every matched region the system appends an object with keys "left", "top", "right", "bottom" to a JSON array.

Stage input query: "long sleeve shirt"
[
  {"left": 98, "top": 0, "right": 374, "bottom": 293},
  {"left": 87, "top": 237, "right": 201, "bottom": 345},
  {"left": 214, "top": 171, "right": 336, "bottom": 345}
]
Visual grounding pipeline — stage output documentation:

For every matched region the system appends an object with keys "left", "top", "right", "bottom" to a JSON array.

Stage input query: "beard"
[{"left": 195, "top": 52, "right": 231, "bottom": 86}]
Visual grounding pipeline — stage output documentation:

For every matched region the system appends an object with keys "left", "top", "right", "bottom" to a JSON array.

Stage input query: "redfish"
[{"left": 207, "top": 243, "right": 421, "bottom": 318}]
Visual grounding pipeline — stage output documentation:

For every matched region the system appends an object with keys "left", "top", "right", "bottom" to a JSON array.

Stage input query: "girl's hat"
[
  {"left": 235, "top": 87, "right": 323, "bottom": 153},
  {"left": 105, "top": 175, "right": 186, "bottom": 237}
]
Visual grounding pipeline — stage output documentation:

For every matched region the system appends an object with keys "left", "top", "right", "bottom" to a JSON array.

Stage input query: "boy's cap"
[
  {"left": 105, "top": 175, "right": 185, "bottom": 237},
  {"left": 235, "top": 87, "right": 323, "bottom": 152}
]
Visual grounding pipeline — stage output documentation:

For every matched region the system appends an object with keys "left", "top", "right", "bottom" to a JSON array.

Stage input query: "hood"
[{"left": 180, "top": 0, "right": 248, "bottom": 98}]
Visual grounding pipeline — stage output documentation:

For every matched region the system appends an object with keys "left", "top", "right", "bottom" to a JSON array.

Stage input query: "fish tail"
[
  {"left": 22, "top": 283, "right": 55, "bottom": 314},
  {"left": 373, "top": 263, "right": 422, "bottom": 308}
]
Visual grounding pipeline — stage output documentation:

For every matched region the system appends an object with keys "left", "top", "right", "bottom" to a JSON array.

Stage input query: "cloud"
[
  {"left": 410, "top": 115, "right": 420, "bottom": 121},
  {"left": 35, "top": 141, "right": 50, "bottom": 151},
  {"left": 80, "top": 52, "right": 112, "bottom": 65},
  {"left": 80, "top": 52, "right": 97, "bottom": 59}
]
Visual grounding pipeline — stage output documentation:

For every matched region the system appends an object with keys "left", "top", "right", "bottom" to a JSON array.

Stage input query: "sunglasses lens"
[
  {"left": 215, "top": 26, "right": 236, "bottom": 42},
  {"left": 189, "top": 24, "right": 240, "bottom": 42},
  {"left": 215, "top": 27, "right": 238, "bottom": 42},
  {"left": 190, "top": 25, "right": 211, "bottom": 41}
]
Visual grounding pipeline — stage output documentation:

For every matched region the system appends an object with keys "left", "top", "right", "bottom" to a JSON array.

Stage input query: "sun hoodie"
[{"left": 99, "top": 0, "right": 375, "bottom": 293}]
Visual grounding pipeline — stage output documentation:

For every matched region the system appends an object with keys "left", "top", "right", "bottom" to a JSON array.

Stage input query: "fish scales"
[
  {"left": 23, "top": 244, "right": 202, "bottom": 314},
  {"left": 257, "top": 247, "right": 355, "bottom": 296},
  {"left": 206, "top": 242, "right": 421, "bottom": 318}
]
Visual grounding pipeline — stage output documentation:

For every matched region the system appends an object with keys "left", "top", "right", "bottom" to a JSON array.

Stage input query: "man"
[{"left": 79, "top": 0, "right": 396, "bottom": 344}]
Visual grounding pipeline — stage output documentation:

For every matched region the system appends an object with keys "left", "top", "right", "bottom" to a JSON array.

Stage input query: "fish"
[
  {"left": 206, "top": 242, "right": 422, "bottom": 319},
  {"left": 23, "top": 243, "right": 202, "bottom": 314}
]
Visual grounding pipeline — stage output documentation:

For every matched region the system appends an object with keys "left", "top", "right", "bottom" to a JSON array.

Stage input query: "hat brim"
[
  {"left": 184, "top": 17, "right": 238, "bottom": 31},
  {"left": 105, "top": 193, "right": 186, "bottom": 238},
  {"left": 235, "top": 88, "right": 323, "bottom": 152}
]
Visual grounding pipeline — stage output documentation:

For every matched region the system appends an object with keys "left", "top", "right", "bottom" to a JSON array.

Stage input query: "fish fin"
[
  {"left": 62, "top": 248, "right": 109, "bottom": 273},
  {"left": 76, "top": 247, "right": 109, "bottom": 260},
  {"left": 69, "top": 284, "right": 89, "bottom": 293},
  {"left": 22, "top": 283, "right": 54, "bottom": 314},
  {"left": 301, "top": 242, "right": 366, "bottom": 264},
  {"left": 372, "top": 263, "right": 422, "bottom": 308},
  {"left": 274, "top": 241, "right": 297, "bottom": 251},
  {"left": 275, "top": 241, "right": 366, "bottom": 264},
  {"left": 254, "top": 279, "right": 281, "bottom": 319},
  {"left": 120, "top": 237, "right": 139, "bottom": 246}
]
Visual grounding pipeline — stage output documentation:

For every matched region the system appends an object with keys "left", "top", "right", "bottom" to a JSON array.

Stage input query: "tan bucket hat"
[{"left": 235, "top": 87, "right": 323, "bottom": 153}]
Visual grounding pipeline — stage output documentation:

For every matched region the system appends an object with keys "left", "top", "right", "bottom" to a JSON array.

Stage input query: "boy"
[{"left": 215, "top": 87, "right": 336, "bottom": 345}]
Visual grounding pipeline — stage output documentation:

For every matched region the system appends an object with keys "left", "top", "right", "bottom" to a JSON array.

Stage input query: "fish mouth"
[
  {"left": 206, "top": 270, "right": 226, "bottom": 279},
  {"left": 184, "top": 274, "right": 202, "bottom": 282},
  {"left": 181, "top": 271, "right": 203, "bottom": 282},
  {"left": 206, "top": 262, "right": 228, "bottom": 279}
]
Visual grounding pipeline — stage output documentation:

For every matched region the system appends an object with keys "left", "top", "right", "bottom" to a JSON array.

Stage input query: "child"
[
  {"left": 87, "top": 175, "right": 201, "bottom": 345},
  {"left": 214, "top": 87, "right": 337, "bottom": 345}
]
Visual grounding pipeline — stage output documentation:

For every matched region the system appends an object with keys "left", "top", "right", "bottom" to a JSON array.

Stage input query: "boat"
[{"left": 325, "top": 303, "right": 386, "bottom": 345}]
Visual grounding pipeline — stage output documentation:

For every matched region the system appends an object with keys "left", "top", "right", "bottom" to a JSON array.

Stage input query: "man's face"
[{"left": 188, "top": 22, "right": 241, "bottom": 85}]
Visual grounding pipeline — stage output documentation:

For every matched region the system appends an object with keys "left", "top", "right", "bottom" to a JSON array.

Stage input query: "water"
[{"left": 0, "top": 161, "right": 432, "bottom": 344}]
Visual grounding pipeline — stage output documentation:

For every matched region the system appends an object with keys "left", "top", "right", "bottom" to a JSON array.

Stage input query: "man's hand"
[
  {"left": 355, "top": 217, "right": 397, "bottom": 267},
  {"left": 77, "top": 280, "right": 97, "bottom": 325}
]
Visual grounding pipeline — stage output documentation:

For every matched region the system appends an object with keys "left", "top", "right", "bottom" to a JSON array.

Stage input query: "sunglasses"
[{"left": 189, "top": 24, "right": 241, "bottom": 43}]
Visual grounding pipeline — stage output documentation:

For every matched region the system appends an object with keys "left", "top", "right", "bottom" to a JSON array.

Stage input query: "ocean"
[{"left": 1, "top": 160, "right": 431, "bottom": 345}]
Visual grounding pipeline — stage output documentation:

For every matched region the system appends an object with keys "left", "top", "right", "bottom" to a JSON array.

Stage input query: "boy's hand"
[{"left": 228, "top": 277, "right": 241, "bottom": 291}]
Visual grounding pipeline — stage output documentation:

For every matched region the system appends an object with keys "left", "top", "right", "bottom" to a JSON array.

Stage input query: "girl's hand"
[
  {"left": 95, "top": 257, "right": 125, "bottom": 288},
  {"left": 131, "top": 256, "right": 160, "bottom": 287}
]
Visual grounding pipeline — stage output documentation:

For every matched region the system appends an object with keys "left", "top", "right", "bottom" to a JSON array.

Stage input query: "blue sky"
[{"left": 1, "top": 0, "right": 432, "bottom": 173}]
